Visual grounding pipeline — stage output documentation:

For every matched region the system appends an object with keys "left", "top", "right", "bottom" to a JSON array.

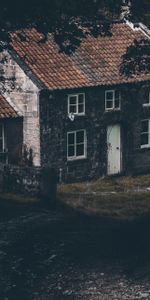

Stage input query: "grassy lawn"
[
  {"left": 1, "top": 174, "right": 150, "bottom": 220},
  {"left": 0, "top": 192, "right": 39, "bottom": 204},
  {"left": 58, "top": 175, "right": 150, "bottom": 219}
]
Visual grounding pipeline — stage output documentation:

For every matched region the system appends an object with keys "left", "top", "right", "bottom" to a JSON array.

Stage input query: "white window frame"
[
  {"left": 67, "top": 129, "right": 87, "bottom": 161},
  {"left": 143, "top": 92, "right": 150, "bottom": 107},
  {"left": 141, "top": 119, "right": 150, "bottom": 148},
  {"left": 105, "top": 90, "right": 121, "bottom": 111},
  {"left": 0, "top": 124, "right": 5, "bottom": 153},
  {"left": 68, "top": 93, "right": 85, "bottom": 116}
]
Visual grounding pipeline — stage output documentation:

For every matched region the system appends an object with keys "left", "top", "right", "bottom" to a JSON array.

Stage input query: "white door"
[{"left": 107, "top": 124, "right": 121, "bottom": 175}]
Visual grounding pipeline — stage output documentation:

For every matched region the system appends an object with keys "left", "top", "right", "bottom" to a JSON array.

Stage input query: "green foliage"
[
  {"left": 0, "top": 1, "right": 149, "bottom": 70},
  {"left": 131, "top": 0, "right": 150, "bottom": 27},
  {"left": 120, "top": 38, "right": 150, "bottom": 76},
  {"left": 0, "top": 0, "right": 122, "bottom": 54},
  {"left": 0, "top": 0, "right": 149, "bottom": 41}
]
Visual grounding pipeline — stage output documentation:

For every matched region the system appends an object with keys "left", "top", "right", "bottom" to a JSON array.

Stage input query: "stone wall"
[
  {"left": 0, "top": 50, "right": 41, "bottom": 166},
  {"left": 39, "top": 87, "right": 124, "bottom": 182},
  {"left": 40, "top": 88, "right": 107, "bottom": 182},
  {"left": 0, "top": 164, "right": 41, "bottom": 196},
  {"left": 39, "top": 82, "right": 150, "bottom": 182}
]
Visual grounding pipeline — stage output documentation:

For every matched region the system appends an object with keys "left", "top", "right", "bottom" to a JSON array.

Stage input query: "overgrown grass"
[
  {"left": 58, "top": 175, "right": 150, "bottom": 219},
  {"left": 0, "top": 192, "right": 39, "bottom": 204},
  {"left": 60, "top": 192, "right": 150, "bottom": 219},
  {"left": 59, "top": 175, "right": 150, "bottom": 194}
]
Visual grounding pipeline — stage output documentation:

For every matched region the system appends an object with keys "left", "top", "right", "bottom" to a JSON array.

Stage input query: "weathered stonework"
[
  {"left": 0, "top": 51, "right": 41, "bottom": 166},
  {"left": 0, "top": 163, "right": 41, "bottom": 196},
  {"left": 0, "top": 163, "right": 57, "bottom": 199},
  {"left": 39, "top": 82, "right": 150, "bottom": 182},
  {"left": 0, "top": 49, "right": 149, "bottom": 183}
]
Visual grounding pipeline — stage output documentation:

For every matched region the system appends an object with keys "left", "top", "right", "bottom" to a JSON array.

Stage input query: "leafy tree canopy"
[
  {"left": 0, "top": 0, "right": 124, "bottom": 53},
  {"left": 120, "top": 39, "right": 150, "bottom": 76},
  {"left": 0, "top": 1, "right": 149, "bottom": 46},
  {"left": 132, "top": 0, "right": 150, "bottom": 27},
  {"left": 0, "top": 0, "right": 149, "bottom": 74}
]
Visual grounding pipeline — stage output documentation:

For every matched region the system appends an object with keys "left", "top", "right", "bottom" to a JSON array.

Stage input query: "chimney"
[{"left": 120, "top": 0, "right": 132, "bottom": 21}]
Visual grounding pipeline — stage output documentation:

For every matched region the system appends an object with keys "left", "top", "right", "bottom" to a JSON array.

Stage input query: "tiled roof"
[
  {"left": 0, "top": 94, "right": 19, "bottom": 118},
  {"left": 10, "top": 23, "right": 150, "bottom": 90}
]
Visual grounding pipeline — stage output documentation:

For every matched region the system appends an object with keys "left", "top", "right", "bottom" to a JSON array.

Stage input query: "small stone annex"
[
  {"left": 0, "top": 94, "right": 22, "bottom": 165},
  {"left": 0, "top": 21, "right": 150, "bottom": 183}
]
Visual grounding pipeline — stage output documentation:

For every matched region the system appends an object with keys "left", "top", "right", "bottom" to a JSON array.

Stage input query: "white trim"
[
  {"left": 68, "top": 93, "right": 85, "bottom": 116},
  {"left": 105, "top": 90, "right": 121, "bottom": 111},
  {"left": 0, "top": 124, "right": 5, "bottom": 152},
  {"left": 141, "top": 144, "right": 150, "bottom": 149},
  {"left": 67, "top": 129, "right": 87, "bottom": 161},
  {"left": 138, "top": 23, "right": 150, "bottom": 39},
  {"left": 107, "top": 124, "right": 122, "bottom": 175},
  {"left": 141, "top": 119, "right": 150, "bottom": 148},
  {"left": 126, "top": 20, "right": 137, "bottom": 31},
  {"left": 143, "top": 104, "right": 150, "bottom": 107},
  {"left": 126, "top": 20, "right": 150, "bottom": 39},
  {"left": 143, "top": 92, "right": 150, "bottom": 107}
]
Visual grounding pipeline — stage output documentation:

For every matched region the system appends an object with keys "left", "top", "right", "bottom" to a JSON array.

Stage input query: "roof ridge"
[
  {"left": 125, "top": 20, "right": 150, "bottom": 39},
  {"left": 138, "top": 23, "right": 150, "bottom": 38}
]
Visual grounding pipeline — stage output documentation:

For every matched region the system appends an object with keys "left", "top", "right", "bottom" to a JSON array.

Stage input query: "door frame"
[{"left": 107, "top": 123, "right": 122, "bottom": 176}]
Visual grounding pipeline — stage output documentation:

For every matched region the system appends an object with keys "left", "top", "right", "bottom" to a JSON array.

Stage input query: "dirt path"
[{"left": 0, "top": 200, "right": 150, "bottom": 299}]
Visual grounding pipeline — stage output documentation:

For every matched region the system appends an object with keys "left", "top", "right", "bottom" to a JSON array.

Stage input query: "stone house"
[
  {"left": 0, "top": 21, "right": 150, "bottom": 182},
  {"left": 0, "top": 94, "right": 23, "bottom": 164}
]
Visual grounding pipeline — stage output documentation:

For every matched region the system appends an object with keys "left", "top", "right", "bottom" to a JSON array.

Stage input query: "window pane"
[
  {"left": 69, "top": 96, "right": 77, "bottom": 105},
  {"left": 106, "top": 100, "right": 113, "bottom": 109},
  {"left": 78, "top": 94, "right": 84, "bottom": 104},
  {"left": 76, "top": 144, "right": 84, "bottom": 156},
  {"left": 68, "top": 145, "right": 75, "bottom": 157},
  {"left": 115, "top": 99, "right": 120, "bottom": 109},
  {"left": 106, "top": 91, "right": 113, "bottom": 100},
  {"left": 141, "top": 120, "right": 148, "bottom": 133},
  {"left": 69, "top": 105, "right": 77, "bottom": 114},
  {"left": 141, "top": 133, "right": 148, "bottom": 145},
  {"left": 76, "top": 131, "right": 84, "bottom": 143},
  {"left": 78, "top": 104, "right": 84, "bottom": 113},
  {"left": 68, "top": 133, "right": 75, "bottom": 145},
  {"left": 144, "top": 91, "right": 150, "bottom": 104}
]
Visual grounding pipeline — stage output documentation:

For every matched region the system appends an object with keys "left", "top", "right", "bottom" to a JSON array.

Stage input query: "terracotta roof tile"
[
  {"left": 10, "top": 23, "right": 150, "bottom": 90},
  {"left": 0, "top": 94, "right": 19, "bottom": 118}
]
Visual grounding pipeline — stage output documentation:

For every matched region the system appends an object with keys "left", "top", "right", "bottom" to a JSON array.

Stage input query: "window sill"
[
  {"left": 141, "top": 145, "right": 150, "bottom": 149},
  {"left": 67, "top": 156, "right": 87, "bottom": 162},
  {"left": 135, "top": 146, "right": 150, "bottom": 153},
  {"left": 105, "top": 109, "right": 120, "bottom": 112},
  {"left": 68, "top": 113, "right": 85, "bottom": 117},
  {"left": 67, "top": 114, "right": 87, "bottom": 122},
  {"left": 143, "top": 104, "right": 150, "bottom": 107}
]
